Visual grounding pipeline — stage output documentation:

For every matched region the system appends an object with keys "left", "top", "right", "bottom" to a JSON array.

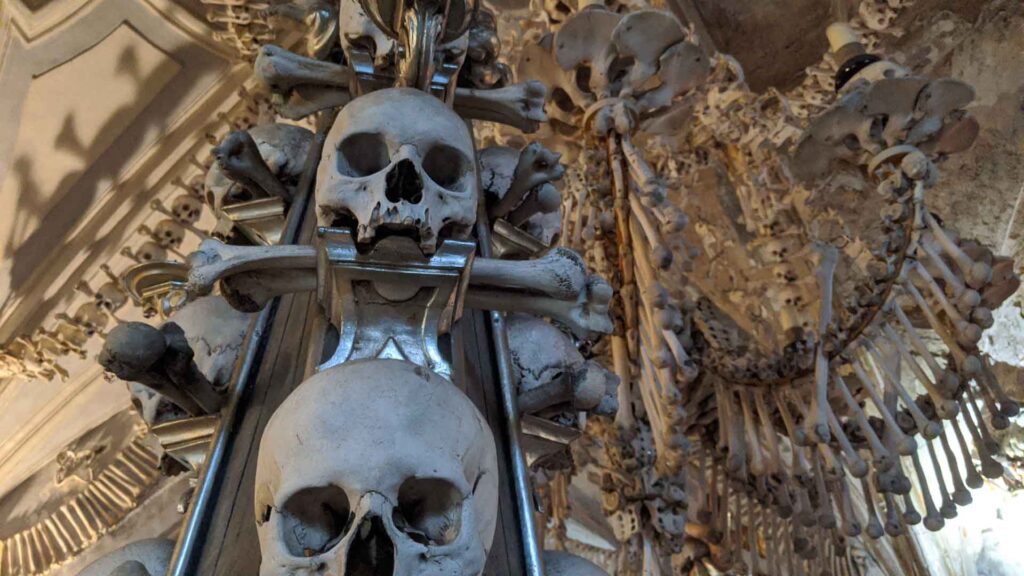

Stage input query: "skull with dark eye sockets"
[
  {"left": 315, "top": 88, "right": 479, "bottom": 254},
  {"left": 255, "top": 359, "right": 498, "bottom": 576}
]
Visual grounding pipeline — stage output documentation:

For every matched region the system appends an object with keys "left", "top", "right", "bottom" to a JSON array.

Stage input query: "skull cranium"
[
  {"left": 171, "top": 195, "right": 204, "bottom": 225},
  {"left": 315, "top": 88, "right": 479, "bottom": 254},
  {"left": 152, "top": 220, "right": 185, "bottom": 249},
  {"left": 255, "top": 359, "right": 498, "bottom": 576},
  {"left": 95, "top": 281, "right": 129, "bottom": 312}
]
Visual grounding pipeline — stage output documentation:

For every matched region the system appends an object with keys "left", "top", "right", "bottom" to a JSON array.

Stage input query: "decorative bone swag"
[{"left": 103, "top": 0, "right": 1021, "bottom": 575}]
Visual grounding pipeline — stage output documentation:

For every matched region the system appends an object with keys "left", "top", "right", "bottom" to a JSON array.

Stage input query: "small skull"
[
  {"left": 73, "top": 302, "right": 110, "bottom": 337},
  {"left": 95, "top": 281, "right": 128, "bottom": 312},
  {"left": 171, "top": 195, "right": 203, "bottom": 225},
  {"left": 255, "top": 359, "right": 498, "bottom": 576},
  {"left": 316, "top": 88, "right": 479, "bottom": 254},
  {"left": 152, "top": 220, "right": 185, "bottom": 249},
  {"left": 135, "top": 241, "right": 167, "bottom": 263}
]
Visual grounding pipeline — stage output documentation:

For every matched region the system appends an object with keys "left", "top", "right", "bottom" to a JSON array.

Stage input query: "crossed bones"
[{"left": 185, "top": 238, "right": 613, "bottom": 339}]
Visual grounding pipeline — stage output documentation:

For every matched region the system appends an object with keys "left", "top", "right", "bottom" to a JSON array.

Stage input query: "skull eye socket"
[
  {"left": 422, "top": 144, "right": 468, "bottom": 190},
  {"left": 337, "top": 133, "right": 390, "bottom": 177},
  {"left": 278, "top": 485, "right": 352, "bottom": 558},
  {"left": 393, "top": 478, "right": 463, "bottom": 546}
]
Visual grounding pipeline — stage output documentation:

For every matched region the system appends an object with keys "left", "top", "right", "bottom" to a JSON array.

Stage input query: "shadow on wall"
[{"left": 2, "top": 43, "right": 201, "bottom": 322}]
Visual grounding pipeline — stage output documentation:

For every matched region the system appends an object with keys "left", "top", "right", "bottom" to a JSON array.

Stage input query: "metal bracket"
[{"left": 316, "top": 228, "right": 475, "bottom": 378}]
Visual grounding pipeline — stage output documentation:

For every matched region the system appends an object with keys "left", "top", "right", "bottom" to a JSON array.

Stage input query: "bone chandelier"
[{"left": 77, "top": 0, "right": 1020, "bottom": 575}]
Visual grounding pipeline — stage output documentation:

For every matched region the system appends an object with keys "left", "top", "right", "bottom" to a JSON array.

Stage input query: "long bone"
[
  {"left": 925, "top": 438, "right": 957, "bottom": 520},
  {"left": 958, "top": 396, "right": 1003, "bottom": 479},
  {"left": 937, "top": 428, "right": 972, "bottom": 505},
  {"left": 254, "top": 44, "right": 352, "bottom": 118},
  {"left": 980, "top": 355, "right": 1020, "bottom": 417},
  {"left": 917, "top": 239, "right": 981, "bottom": 313},
  {"left": 753, "top": 390, "right": 784, "bottom": 478},
  {"left": 826, "top": 406, "right": 869, "bottom": 478},
  {"left": 963, "top": 386, "right": 1000, "bottom": 454},
  {"left": 849, "top": 355, "right": 917, "bottom": 455},
  {"left": 470, "top": 247, "right": 588, "bottom": 300},
  {"left": 486, "top": 142, "right": 565, "bottom": 219},
  {"left": 860, "top": 477, "right": 884, "bottom": 539},
  {"left": 950, "top": 414, "right": 984, "bottom": 488},
  {"left": 910, "top": 262, "right": 981, "bottom": 347},
  {"left": 212, "top": 130, "right": 292, "bottom": 203},
  {"left": 881, "top": 323, "right": 958, "bottom": 419},
  {"left": 774, "top": 388, "right": 811, "bottom": 481},
  {"left": 890, "top": 300, "right": 958, "bottom": 392},
  {"left": 909, "top": 450, "right": 944, "bottom": 531},
  {"left": 186, "top": 239, "right": 601, "bottom": 304},
  {"left": 464, "top": 275, "right": 614, "bottom": 339},
  {"left": 256, "top": 43, "right": 546, "bottom": 130},
  {"left": 901, "top": 275, "right": 981, "bottom": 375},
  {"left": 901, "top": 490, "right": 922, "bottom": 526},
  {"left": 722, "top": 387, "right": 747, "bottom": 474},
  {"left": 834, "top": 476, "right": 861, "bottom": 537},
  {"left": 862, "top": 342, "right": 941, "bottom": 439},
  {"left": 924, "top": 211, "right": 991, "bottom": 288},
  {"left": 453, "top": 81, "right": 548, "bottom": 133},
  {"left": 811, "top": 451, "right": 836, "bottom": 529},
  {"left": 806, "top": 245, "right": 839, "bottom": 445},
  {"left": 970, "top": 367, "right": 1011, "bottom": 430},
  {"left": 255, "top": 44, "right": 352, "bottom": 93},
  {"left": 508, "top": 184, "right": 561, "bottom": 227},
  {"left": 99, "top": 322, "right": 222, "bottom": 416},
  {"left": 834, "top": 372, "right": 893, "bottom": 471},
  {"left": 739, "top": 389, "right": 768, "bottom": 476},
  {"left": 882, "top": 492, "right": 904, "bottom": 536}
]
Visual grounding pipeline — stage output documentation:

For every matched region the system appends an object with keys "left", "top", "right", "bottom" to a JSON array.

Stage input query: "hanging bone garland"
[{"left": 645, "top": 18, "right": 1019, "bottom": 576}]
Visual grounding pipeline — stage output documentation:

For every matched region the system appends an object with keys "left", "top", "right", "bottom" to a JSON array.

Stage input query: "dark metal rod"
[
  {"left": 166, "top": 126, "right": 326, "bottom": 576},
  {"left": 475, "top": 210, "right": 546, "bottom": 576}
]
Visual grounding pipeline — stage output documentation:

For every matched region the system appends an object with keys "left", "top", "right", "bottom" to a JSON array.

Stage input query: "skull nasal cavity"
[
  {"left": 346, "top": 515, "right": 395, "bottom": 576},
  {"left": 385, "top": 159, "right": 423, "bottom": 204}
]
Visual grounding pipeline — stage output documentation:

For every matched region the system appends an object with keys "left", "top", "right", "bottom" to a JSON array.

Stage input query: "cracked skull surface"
[
  {"left": 315, "top": 88, "right": 479, "bottom": 253},
  {"left": 255, "top": 359, "right": 498, "bottom": 576}
]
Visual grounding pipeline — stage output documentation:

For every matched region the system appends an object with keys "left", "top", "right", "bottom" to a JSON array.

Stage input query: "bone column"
[{"left": 806, "top": 246, "right": 838, "bottom": 445}]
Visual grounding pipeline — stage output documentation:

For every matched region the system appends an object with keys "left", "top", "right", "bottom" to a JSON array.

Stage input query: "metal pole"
[
  {"left": 166, "top": 126, "right": 326, "bottom": 576},
  {"left": 475, "top": 212, "right": 546, "bottom": 576}
]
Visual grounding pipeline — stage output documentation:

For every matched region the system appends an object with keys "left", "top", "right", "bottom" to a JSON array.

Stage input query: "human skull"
[
  {"left": 73, "top": 302, "right": 110, "bottom": 337},
  {"left": 255, "top": 359, "right": 498, "bottom": 576},
  {"left": 95, "top": 281, "right": 129, "bottom": 312},
  {"left": 205, "top": 123, "right": 314, "bottom": 213},
  {"left": 152, "top": 220, "right": 185, "bottom": 249},
  {"left": 133, "top": 241, "right": 166, "bottom": 263},
  {"left": 316, "top": 88, "right": 478, "bottom": 254},
  {"left": 170, "top": 194, "right": 203, "bottom": 225},
  {"left": 338, "top": 0, "right": 396, "bottom": 70}
]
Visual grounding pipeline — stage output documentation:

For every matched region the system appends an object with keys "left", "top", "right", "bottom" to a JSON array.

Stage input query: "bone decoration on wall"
[{"left": 52, "top": 0, "right": 1022, "bottom": 575}]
